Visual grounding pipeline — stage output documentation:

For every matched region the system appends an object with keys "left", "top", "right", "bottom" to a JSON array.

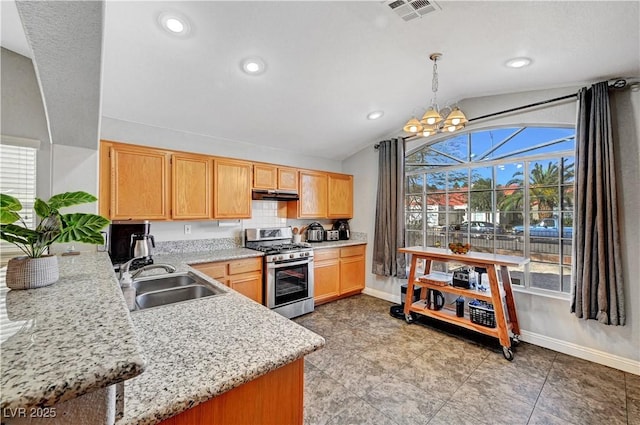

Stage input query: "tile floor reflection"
[{"left": 294, "top": 294, "right": 639, "bottom": 425}]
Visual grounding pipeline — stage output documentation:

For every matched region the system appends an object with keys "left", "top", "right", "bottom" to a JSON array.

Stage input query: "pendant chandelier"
[{"left": 403, "top": 53, "right": 467, "bottom": 137}]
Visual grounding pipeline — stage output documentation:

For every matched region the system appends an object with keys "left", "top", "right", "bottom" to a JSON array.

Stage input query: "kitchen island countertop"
[
  {"left": 0, "top": 252, "right": 146, "bottom": 410},
  {"left": 118, "top": 250, "right": 325, "bottom": 425}
]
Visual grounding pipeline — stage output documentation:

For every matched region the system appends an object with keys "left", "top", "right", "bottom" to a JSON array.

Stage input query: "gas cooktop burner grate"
[{"left": 251, "top": 243, "right": 312, "bottom": 255}]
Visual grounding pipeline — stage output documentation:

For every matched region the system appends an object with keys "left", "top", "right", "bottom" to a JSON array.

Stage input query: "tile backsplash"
[{"left": 243, "top": 200, "right": 288, "bottom": 228}]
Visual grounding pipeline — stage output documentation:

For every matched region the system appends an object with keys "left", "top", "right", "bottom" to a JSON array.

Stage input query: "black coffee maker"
[
  {"left": 108, "top": 220, "right": 153, "bottom": 270},
  {"left": 332, "top": 219, "right": 350, "bottom": 240}
]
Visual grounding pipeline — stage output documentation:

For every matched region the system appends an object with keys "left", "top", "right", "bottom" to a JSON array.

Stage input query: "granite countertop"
[
  {"left": 0, "top": 252, "right": 146, "bottom": 410},
  {"left": 151, "top": 247, "right": 263, "bottom": 266},
  {"left": 118, "top": 250, "right": 325, "bottom": 425},
  {"left": 305, "top": 239, "right": 367, "bottom": 249}
]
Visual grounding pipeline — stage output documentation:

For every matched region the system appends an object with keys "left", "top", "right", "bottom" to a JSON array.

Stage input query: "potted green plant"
[{"left": 0, "top": 191, "right": 109, "bottom": 290}]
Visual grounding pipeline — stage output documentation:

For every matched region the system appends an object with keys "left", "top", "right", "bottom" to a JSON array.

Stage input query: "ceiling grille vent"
[{"left": 384, "top": 0, "right": 440, "bottom": 22}]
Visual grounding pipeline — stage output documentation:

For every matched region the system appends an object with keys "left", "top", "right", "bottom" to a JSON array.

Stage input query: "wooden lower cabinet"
[
  {"left": 229, "top": 272, "right": 262, "bottom": 304},
  {"left": 159, "top": 358, "right": 303, "bottom": 425},
  {"left": 313, "top": 249, "right": 340, "bottom": 304},
  {"left": 193, "top": 257, "right": 263, "bottom": 304},
  {"left": 313, "top": 244, "right": 365, "bottom": 305}
]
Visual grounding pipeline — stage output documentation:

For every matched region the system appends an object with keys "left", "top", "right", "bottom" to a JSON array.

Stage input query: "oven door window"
[{"left": 274, "top": 263, "right": 309, "bottom": 305}]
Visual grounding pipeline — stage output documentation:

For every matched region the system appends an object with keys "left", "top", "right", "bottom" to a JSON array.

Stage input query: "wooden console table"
[{"left": 399, "top": 246, "right": 529, "bottom": 360}]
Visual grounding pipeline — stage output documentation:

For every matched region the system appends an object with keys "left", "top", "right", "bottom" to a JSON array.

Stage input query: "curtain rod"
[{"left": 375, "top": 79, "right": 628, "bottom": 148}]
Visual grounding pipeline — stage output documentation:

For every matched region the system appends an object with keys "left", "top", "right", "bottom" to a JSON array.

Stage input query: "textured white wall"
[{"left": 343, "top": 85, "right": 640, "bottom": 368}]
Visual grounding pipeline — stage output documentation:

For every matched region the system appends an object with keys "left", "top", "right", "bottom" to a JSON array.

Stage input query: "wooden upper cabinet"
[
  {"left": 214, "top": 159, "right": 252, "bottom": 218},
  {"left": 109, "top": 144, "right": 170, "bottom": 220},
  {"left": 292, "top": 170, "right": 327, "bottom": 218},
  {"left": 277, "top": 167, "right": 298, "bottom": 192},
  {"left": 253, "top": 164, "right": 277, "bottom": 190},
  {"left": 253, "top": 164, "right": 298, "bottom": 192},
  {"left": 172, "top": 153, "right": 212, "bottom": 220},
  {"left": 328, "top": 173, "right": 353, "bottom": 219}
]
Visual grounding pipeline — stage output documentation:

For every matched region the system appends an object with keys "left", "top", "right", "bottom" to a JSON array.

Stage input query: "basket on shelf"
[{"left": 469, "top": 300, "right": 496, "bottom": 328}]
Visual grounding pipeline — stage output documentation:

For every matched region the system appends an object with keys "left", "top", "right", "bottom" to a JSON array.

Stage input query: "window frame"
[{"left": 404, "top": 125, "right": 575, "bottom": 297}]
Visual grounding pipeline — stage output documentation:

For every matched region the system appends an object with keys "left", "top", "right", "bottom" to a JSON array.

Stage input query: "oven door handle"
[{"left": 267, "top": 258, "right": 313, "bottom": 268}]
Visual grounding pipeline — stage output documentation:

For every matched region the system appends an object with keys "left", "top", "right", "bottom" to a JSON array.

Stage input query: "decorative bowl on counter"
[{"left": 449, "top": 242, "right": 471, "bottom": 254}]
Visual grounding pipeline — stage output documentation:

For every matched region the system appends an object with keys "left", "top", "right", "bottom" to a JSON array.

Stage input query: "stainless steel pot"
[{"left": 306, "top": 222, "right": 325, "bottom": 243}]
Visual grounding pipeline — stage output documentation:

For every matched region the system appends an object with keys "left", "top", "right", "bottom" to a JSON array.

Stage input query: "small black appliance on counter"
[
  {"left": 108, "top": 220, "right": 153, "bottom": 270},
  {"left": 332, "top": 219, "right": 350, "bottom": 240}
]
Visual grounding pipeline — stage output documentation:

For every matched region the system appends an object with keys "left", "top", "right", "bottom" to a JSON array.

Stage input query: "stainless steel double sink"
[{"left": 132, "top": 272, "right": 225, "bottom": 311}]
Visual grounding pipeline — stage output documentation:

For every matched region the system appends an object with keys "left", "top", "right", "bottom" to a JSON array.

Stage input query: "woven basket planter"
[{"left": 6, "top": 255, "right": 59, "bottom": 290}]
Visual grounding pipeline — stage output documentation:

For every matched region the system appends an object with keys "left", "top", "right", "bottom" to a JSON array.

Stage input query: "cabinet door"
[
  {"left": 110, "top": 145, "right": 170, "bottom": 220},
  {"left": 192, "top": 262, "right": 226, "bottom": 281},
  {"left": 172, "top": 154, "right": 212, "bottom": 220},
  {"left": 314, "top": 259, "right": 340, "bottom": 305},
  {"left": 253, "top": 164, "right": 277, "bottom": 190},
  {"left": 214, "top": 159, "right": 252, "bottom": 218},
  {"left": 229, "top": 272, "right": 263, "bottom": 304},
  {"left": 328, "top": 173, "right": 353, "bottom": 219},
  {"left": 339, "top": 255, "right": 365, "bottom": 295},
  {"left": 296, "top": 170, "right": 328, "bottom": 218},
  {"left": 278, "top": 167, "right": 298, "bottom": 192}
]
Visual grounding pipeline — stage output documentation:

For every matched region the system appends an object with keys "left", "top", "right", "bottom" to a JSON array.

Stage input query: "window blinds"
[{"left": 0, "top": 143, "right": 38, "bottom": 258}]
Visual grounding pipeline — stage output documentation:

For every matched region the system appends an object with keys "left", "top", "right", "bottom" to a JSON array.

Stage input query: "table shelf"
[
  {"left": 409, "top": 300, "right": 513, "bottom": 338},
  {"left": 413, "top": 279, "right": 503, "bottom": 303}
]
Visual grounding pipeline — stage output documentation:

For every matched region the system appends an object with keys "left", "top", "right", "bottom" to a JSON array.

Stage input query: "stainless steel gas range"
[{"left": 245, "top": 227, "right": 314, "bottom": 319}]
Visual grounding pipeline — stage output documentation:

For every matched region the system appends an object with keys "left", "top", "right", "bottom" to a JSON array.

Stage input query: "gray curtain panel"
[
  {"left": 372, "top": 138, "right": 406, "bottom": 278},
  {"left": 571, "top": 82, "right": 625, "bottom": 325}
]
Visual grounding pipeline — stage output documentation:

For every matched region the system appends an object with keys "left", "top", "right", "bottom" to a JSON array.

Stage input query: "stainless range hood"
[{"left": 251, "top": 189, "right": 299, "bottom": 201}]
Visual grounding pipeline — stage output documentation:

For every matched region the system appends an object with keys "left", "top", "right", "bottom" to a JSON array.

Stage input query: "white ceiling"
[{"left": 3, "top": 1, "right": 640, "bottom": 160}]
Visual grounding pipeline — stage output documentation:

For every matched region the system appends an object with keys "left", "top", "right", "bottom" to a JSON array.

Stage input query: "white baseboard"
[
  {"left": 362, "top": 287, "right": 399, "bottom": 304},
  {"left": 361, "top": 289, "right": 640, "bottom": 375},
  {"left": 519, "top": 330, "right": 640, "bottom": 375}
]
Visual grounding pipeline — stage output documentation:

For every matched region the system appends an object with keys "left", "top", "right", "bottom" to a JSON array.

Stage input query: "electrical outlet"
[{"left": 184, "top": 224, "right": 191, "bottom": 235}]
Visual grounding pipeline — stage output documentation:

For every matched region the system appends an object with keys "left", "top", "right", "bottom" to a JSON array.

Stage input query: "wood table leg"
[
  {"left": 500, "top": 265, "right": 520, "bottom": 336},
  {"left": 487, "top": 265, "right": 511, "bottom": 349},
  {"left": 419, "top": 259, "right": 432, "bottom": 300},
  {"left": 403, "top": 255, "right": 419, "bottom": 318}
]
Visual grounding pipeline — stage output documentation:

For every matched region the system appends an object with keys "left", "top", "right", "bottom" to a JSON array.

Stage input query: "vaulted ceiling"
[{"left": 2, "top": 1, "right": 639, "bottom": 160}]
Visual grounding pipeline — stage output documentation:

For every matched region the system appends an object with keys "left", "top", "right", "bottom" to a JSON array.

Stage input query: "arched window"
[{"left": 405, "top": 126, "right": 575, "bottom": 294}]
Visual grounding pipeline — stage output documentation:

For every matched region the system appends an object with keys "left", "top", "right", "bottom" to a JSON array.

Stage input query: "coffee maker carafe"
[{"left": 131, "top": 233, "right": 155, "bottom": 259}]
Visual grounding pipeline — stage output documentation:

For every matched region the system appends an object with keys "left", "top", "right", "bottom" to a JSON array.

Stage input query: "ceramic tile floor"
[{"left": 294, "top": 294, "right": 640, "bottom": 425}]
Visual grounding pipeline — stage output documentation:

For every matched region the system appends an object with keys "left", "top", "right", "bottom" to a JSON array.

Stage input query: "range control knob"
[{"left": 290, "top": 254, "right": 295, "bottom": 259}]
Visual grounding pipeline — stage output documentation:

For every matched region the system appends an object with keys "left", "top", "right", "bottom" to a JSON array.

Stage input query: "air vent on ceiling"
[{"left": 384, "top": 0, "right": 440, "bottom": 22}]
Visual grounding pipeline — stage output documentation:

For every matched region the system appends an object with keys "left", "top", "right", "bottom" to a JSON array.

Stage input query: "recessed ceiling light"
[
  {"left": 367, "top": 111, "right": 384, "bottom": 120},
  {"left": 241, "top": 57, "right": 266, "bottom": 75},
  {"left": 505, "top": 57, "right": 532, "bottom": 69},
  {"left": 158, "top": 12, "right": 191, "bottom": 37}
]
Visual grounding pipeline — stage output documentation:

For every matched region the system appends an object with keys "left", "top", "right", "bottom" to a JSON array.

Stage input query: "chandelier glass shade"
[{"left": 403, "top": 53, "right": 467, "bottom": 138}]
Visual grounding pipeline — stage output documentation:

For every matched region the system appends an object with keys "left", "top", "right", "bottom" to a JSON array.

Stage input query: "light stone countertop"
[
  {"left": 0, "top": 252, "right": 146, "bottom": 410},
  {"left": 118, "top": 249, "right": 325, "bottom": 425},
  {"left": 305, "top": 239, "right": 367, "bottom": 249}
]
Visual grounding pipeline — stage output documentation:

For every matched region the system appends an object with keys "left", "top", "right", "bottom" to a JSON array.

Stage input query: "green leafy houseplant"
[{"left": 1, "top": 191, "right": 109, "bottom": 258}]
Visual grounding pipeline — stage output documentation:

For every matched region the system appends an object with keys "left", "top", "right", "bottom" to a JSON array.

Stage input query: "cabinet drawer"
[
  {"left": 340, "top": 245, "right": 365, "bottom": 258},
  {"left": 193, "top": 262, "right": 226, "bottom": 279},
  {"left": 228, "top": 257, "right": 262, "bottom": 275},
  {"left": 314, "top": 248, "right": 340, "bottom": 262}
]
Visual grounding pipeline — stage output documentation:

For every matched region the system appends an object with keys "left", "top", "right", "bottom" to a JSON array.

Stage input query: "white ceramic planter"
[{"left": 6, "top": 255, "right": 59, "bottom": 290}]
